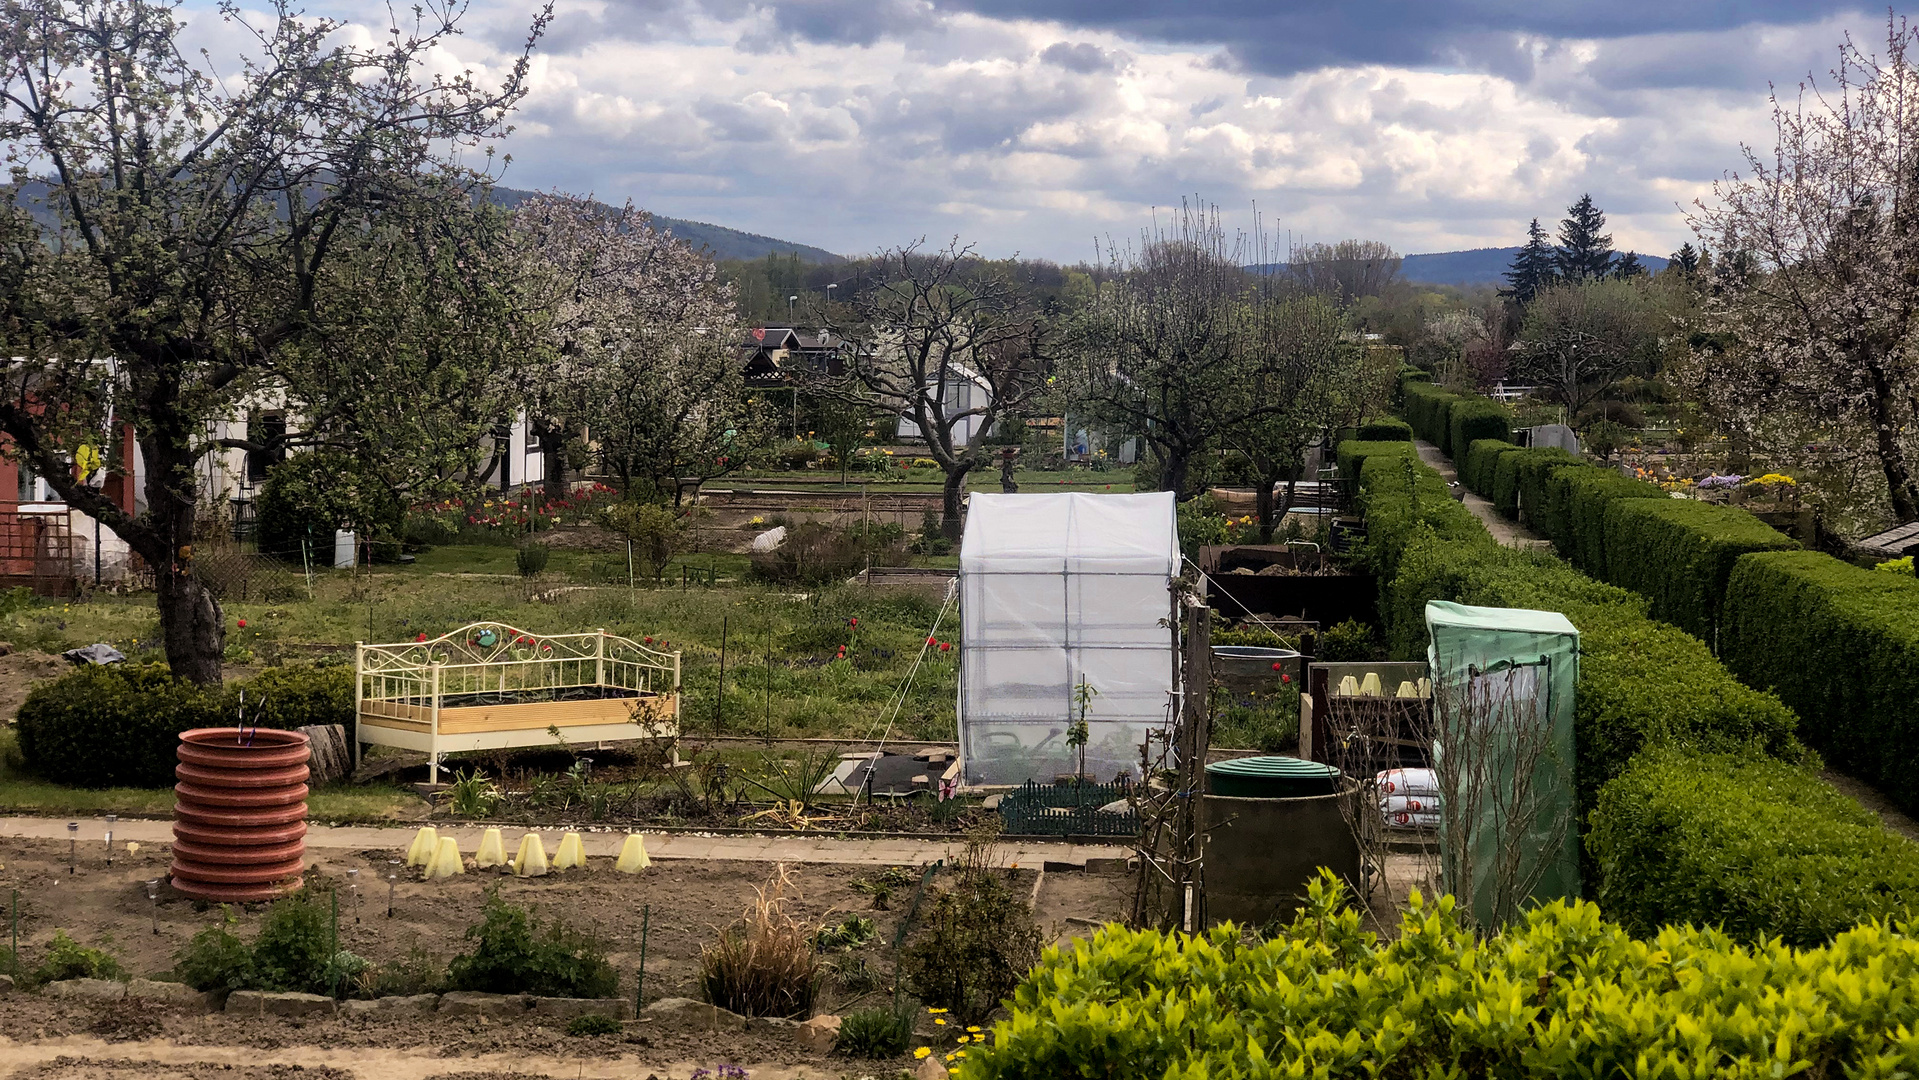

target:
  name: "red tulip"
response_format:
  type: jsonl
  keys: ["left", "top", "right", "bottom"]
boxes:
{"left": 928, "top": 636, "right": 937, "bottom": 645}
{"left": 644, "top": 636, "right": 654, "bottom": 644}
{"left": 939, "top": 642, "right": 952, "bottom": 652}
{"left": 1281, "top": 674, "right": 1292, "bottom": 683}
{"left": 1271, "top": 662, "right": 1282, "bottom": 671}
{"left": 236, "top": 619, "right": 247, "bottom": 628}
{"left": 849, "top": 618, "right": 859, "bottom": 627}
{"left": 416, "top": 632, "right": 428, "bottom": 642}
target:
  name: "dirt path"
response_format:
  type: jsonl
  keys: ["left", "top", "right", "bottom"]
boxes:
{"left": 0, "top": 1039, "right": 837, "bottom": 1080}
{"left": 1411, "top": 440, "right": 1547, "bottom": 549}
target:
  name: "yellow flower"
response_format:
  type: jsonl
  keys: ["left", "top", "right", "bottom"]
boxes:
{"left": 927, "top": 1008, "right": 947, "bottom": 1014}
{"left": 914, "top": 1048, "right": 932, "bottom": 1059}
{"left": 966, "top": 1026, "right": 981, "bottom": 1033}
{"left": 934, "top": 1017, "right": 947, "bottom": 1025}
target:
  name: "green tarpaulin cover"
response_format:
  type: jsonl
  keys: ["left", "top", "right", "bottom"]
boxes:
{"left": 1425, "top": 600, "right": 1580, "bottom": 927}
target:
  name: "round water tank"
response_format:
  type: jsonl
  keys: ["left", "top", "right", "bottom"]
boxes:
{"left": 1200, "top": 784, "right": 1361, "bottom": 927}
{"left": 1205, "top": 755, "right": 1341, "bottom": 799}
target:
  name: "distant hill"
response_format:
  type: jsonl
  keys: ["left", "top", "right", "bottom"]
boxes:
{"left": 6, "top": 180, "right": 845, "bottom": 265}
{"left": 487, "top": 186, "right": 843, "bottom": 264}
{"left": 1401, "top": 247, "right": 1669, "bottom": 287}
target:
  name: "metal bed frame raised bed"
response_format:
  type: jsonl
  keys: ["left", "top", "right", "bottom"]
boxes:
{"left": 355, "top": 622, "right": 680, "bottom": 782}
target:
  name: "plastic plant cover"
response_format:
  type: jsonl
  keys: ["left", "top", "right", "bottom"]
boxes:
{"left": 1424, "top": 600, "right": 1581, "bottom": 928}
{"left": 958, "top": 492, "right": 1179, "bottom": 786}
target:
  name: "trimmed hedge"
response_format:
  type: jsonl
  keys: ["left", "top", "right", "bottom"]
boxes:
{"left": 1400, "top": 381, "right": 1458, "bottom": 452}
{"left": 1348, "top": 442, "right": 1805, "bottom": 812}
{"left": 1335, "top": 439, "right": 1416, "bottom": 483}
{"left": 968, "top": 876, "right": 1919, "bottom": 1079}
{"left": 1354, "top": 418, "right": 1413, "bottom": 442}
{"left": 1447, "top": 398, "right": 1512, "bottom": 469}
{"left": 1599, "top": 499, "right": 1798, "bottom": 642}
{"left": 15, "top": 664, "right": 352, "bottom": 788}
{"left": 1541, "top": 466, "right": 1667, "bottom": 577}
{"left": 1723, "top": 550, "right": 1919, "bottom": 815}
{"left": 1461, "top": 438, "right": 1521, "bottom": 497}
{"left": 1490, "top": 447, "right": 1578, "bottom": 523}
{"left": 1590, "top": 749, "right": 1919, "bottom": 945}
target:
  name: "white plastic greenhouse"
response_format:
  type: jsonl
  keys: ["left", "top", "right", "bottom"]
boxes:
{"left": 958, "top": 492, "right": 1180, "bottom": 786}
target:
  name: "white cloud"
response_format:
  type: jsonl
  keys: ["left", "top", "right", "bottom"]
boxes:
{"left": 177, "top": 0, "right": 1849, "bottom": 261}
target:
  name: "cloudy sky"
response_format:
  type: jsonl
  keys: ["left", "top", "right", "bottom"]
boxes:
{"left": 197, "top": 0, "right": 1881, "bottom": 261}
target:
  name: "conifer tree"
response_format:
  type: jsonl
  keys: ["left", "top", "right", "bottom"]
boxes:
{"left": 1614, "top": 251, "right": 1646, "bottom": 279}
{"left": 1502, "top": 218, "right": 1557, "bottom": 303}
{"left": 1555, "top": 195, "right": 1616, "bottom": 280}
{"left": 1668, "top": 243, "right": 1702, "bottom": 274}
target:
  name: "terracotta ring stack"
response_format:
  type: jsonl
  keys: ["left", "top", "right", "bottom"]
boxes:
{"left": 170, "top": 728, "right": 310, "bottom": 902}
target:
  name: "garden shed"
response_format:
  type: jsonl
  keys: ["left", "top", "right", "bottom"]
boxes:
{"left": 958, "top": 492, "right": 1179, "bottom": 786}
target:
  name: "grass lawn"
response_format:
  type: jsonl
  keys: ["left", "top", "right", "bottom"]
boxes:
{"left": 0, "top": 728, "right": 416, "bottom": 820}
{"left": 3, "top": 546, "right": 965, "bottom": 747}
{"left": 714, "top": 467, "right": 1136, "bottom": 493}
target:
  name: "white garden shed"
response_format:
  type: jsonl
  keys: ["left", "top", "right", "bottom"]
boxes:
{"left": 958, "top": 491, "right": 1180, "bottom": 786}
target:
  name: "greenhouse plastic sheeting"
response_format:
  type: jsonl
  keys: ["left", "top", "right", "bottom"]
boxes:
{"left": 959, "top": 492, "right": 1179, "bottom": 786}
{"left": 1425, "top": 600, "right": 1580, "bottom": 928}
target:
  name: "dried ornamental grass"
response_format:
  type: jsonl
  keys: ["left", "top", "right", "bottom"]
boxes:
{"left": 699, "top": 863, "right": 822, "bottom": 1018}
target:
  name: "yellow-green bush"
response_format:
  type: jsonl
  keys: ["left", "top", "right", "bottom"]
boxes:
{"left": 962, "top": 874, "right": 1919, "bottom": 1079}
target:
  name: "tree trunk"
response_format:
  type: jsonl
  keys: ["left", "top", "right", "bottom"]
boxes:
{"left": 1255, "top": 478, "right": 1275, "bottom": 543}
{"left": 140, "top": 421, "right": 228, "bottom": 686}
{"left": 940, "top": 464, "right": 972, "bottom": 539}
{"left": 1868, "top": 367, "right": 1919, "bottom": 522}
{"left": 1160, "top": 445, "right": 1192, "bottom": 500}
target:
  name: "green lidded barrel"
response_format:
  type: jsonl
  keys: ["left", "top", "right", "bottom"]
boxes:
{"left": 1204, "top": 755, "right": 1342, "bottom": 799}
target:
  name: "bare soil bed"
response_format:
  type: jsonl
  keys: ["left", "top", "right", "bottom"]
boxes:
{"left": 0, "top": 836, "right": 1129, "bottom": 1079}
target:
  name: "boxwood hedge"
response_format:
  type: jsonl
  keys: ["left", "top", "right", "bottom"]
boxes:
{"left": 1400, "top": 381, "right": 1458, "bottom": 451}
{"left": 1723, "top": 550, "right": 1919, "bottom": 815}
{"left": 1353, "top": 418, "right": 1413, "bottom": 442}
{"left": 1599, "top": 499, "right": 1798, "bottom": 642}
{"left": 1461, "top": 438, "right": 1521, "bottom": 497}
{"left": 1590, "top": 748, "right": 1919, "bottom": 945}
{"left": 1446, "top": 398, "right": 1512, "bottom": 468}
{"left": 15, "top": 664, "right": 352, "bottom": 788}
{"left": 1539, "top": 467, "right": 1667, "bottom": 577}
{"left": 1490, "top": 446, "right": 1578, "bottom": 523}
{"left": 1345, "top": 441, "right": 1805, "bottom": 811}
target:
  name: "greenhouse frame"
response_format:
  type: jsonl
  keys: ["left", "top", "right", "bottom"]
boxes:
{"left": 957, "top": 492, "right": 1181, "bottom": 787}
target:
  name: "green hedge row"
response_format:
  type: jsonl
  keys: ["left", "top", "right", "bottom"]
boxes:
{"left": 1590, "top": 748, "right": 1919, "bottom": 945}
{"left": 1350, "top": 446, "right": 1807, "bottom": 812}
{"left": 1461, "top": 439, "right": 1521, "bottom": 497}
{"left": 1723, "top": 550, "right": 1919, "bottom": 815}
{"left": 1354, "top": 418, "right": 1413, "bottom": 442}
{"left": 1490, "top": 447, "right": 1578, "bottom": 523}
{"left": 1540, "top": 467, "right": 1667, "bottom": 577}
{"left": 967, "top": 876, "right": 1919, "bottom": 1079}
{"left": 1400, "top": 381, "right": 1458, "bottom": 451}
{"left": 1447, "top": 399, "right": 1513, "bottom": 467}
{"left": 15, "top": 664, "right": 353, "bottom": 788}
{"left": 1600, "top": 500, "right": 1798, "bottom": 642}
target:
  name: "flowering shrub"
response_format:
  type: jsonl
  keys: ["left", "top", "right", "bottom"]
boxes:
{"left": 414, "top": 483, "right": 618, "bottom": 534}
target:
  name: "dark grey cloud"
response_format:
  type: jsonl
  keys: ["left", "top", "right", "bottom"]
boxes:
{"left": 1039, "top": 41, "right": 1128, "bottom": 73}
{"left": 850, "top": 0, "right": 1864, "bottom": 87}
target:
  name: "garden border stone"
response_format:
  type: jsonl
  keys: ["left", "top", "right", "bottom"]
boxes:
{"left": 438, "top": 991, "right": 530, "bottom": 1018}
{"left": 127, "top": 978, "right": 214, "bottom": 1011}
{"left": 341, "top": 994, "right": 441, "bottom": 1017}
{"left": 225, "top": 990, "right": 337, "bottom": 1017}
{"left": 43, "top": 978, "right": 127, "bottom": 1001}
{"left": 529, "top": 996, "right": 632, "bottom": 1020}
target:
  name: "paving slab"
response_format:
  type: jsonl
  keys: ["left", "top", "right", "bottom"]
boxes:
{"left": 0, "top": 817, "right": 1129, "bottom": 870}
